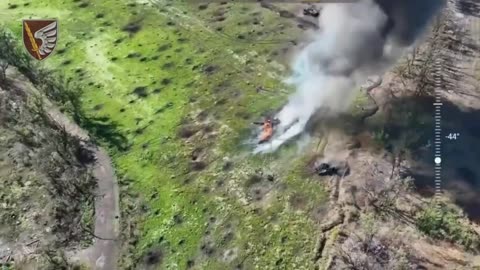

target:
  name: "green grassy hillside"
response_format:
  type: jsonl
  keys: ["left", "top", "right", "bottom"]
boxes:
{"left": 1, "top": 1, "right": 333, "bottom": 269}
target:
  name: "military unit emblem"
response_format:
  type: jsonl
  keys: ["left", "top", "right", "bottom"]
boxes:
{"left": 22, "top": 19, "right": 58, "bottom": 61}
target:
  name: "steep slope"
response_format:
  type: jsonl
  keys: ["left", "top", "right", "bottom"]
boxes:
{"left": 1, "top": 0, "right": 479, "bottom": 269}
{"left": 0, "top": 68, "right": 96, "bottom": 269}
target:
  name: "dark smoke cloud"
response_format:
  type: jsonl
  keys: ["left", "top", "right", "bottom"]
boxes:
{"left": 254, "top": 0, "right": 446, "bottom": 153}
{"left": 375, "top": 0, "right": 446, "bottom": 45}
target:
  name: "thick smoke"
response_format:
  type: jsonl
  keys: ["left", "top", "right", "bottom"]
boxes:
{"left": 254, "top": 0, "right": 445, "bottom": 154}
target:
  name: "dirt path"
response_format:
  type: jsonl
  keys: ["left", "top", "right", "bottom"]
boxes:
{"left": 7, "top": 68, "right": 120, "bottom": 270}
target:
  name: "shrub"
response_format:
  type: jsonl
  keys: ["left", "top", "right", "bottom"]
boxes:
{"left": 416, "top": 202, "right": 480, "bottom": 250}
{"left": 0, "top": 29, "right": 38, "bottom": 82}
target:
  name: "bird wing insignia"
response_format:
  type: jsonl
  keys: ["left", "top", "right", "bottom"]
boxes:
{"left": 33, "top": 21, "right": 57, "bottom": 56}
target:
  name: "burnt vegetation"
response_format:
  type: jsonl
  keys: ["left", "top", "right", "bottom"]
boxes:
{"left": 0, "top": 27, "right": 136, "bottom": 269}
{"left": 0, "top": 30, "right": 99, "bottom": 268}
{"left": 121, "top": 19, "right": 143, "bottom": 35}
{"left": 132, "top": 86, "right": 149, "bottom": 98}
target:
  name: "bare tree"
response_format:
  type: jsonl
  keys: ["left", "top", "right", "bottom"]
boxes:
{"left": 333, "top": 214, "right": 411, "bottom": 270}
{"left": 360, "top": 167, "right": 416, "bottom": 225}
{"left": 0, "top": 58, "right": 8, "bottom": 84}
{"left": 0, "top": 29, "right": 19, "bottom": 85}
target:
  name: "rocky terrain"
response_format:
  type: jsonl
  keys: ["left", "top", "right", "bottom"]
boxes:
{"left": 309, "top": 1, "right": 480, "bottom": 268}
{"left": 0, "top": 67, "right": 96, "bottom": 269}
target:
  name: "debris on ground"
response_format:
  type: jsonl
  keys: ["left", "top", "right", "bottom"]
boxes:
{"left": 314, "top": 159, "right": 350, "bottom": 177}
{"left": 303, "top": 6, "right": 320, "bottom": 18}
{"left": 253, "top": 118, "right": 280, "bottom": 144}
{"left": 315, "top": 163, "right": 338, "bottom": 176}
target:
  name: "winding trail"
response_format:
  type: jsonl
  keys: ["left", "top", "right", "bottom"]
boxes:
{"left": 7, "top": 68, "right": 120, "bottom": 270}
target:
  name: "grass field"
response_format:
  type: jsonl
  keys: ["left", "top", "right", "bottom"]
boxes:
{"left": 1, "top": 1, "right": 333, "bottom": 268}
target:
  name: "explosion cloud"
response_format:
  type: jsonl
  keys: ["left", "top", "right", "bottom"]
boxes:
{"left": 254, "top": 0, "right": 445, "bottom": 154}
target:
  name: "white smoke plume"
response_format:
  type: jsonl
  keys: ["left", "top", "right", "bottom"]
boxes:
{"left": 254, "top": 0, "right": 445, "bottom": 154}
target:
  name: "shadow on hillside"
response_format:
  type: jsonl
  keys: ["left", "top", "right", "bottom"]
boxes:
{"left": 456, "top": 0, "right": 480, "bottom": 18}
{"left": 309, "top": 95, "right": 480, "bottom": 221}
{"left": 80, "top": 116, "right": 129, "bottom": 151}
{"left": 400, "top": 97, "right": 480, "bottom": 221}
